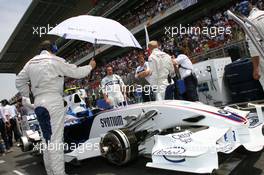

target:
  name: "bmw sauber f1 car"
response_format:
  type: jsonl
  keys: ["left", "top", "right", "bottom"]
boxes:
{"left": 20, "top": 92, "right": 264, "bottom": 174}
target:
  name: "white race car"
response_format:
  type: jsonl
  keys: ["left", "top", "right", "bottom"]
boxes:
{"left": 20, "top": 93, "right": 264, "bottom": 174}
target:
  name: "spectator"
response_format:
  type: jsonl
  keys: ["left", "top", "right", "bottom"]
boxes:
{"left": 1, "top": 99, "right": 21, "bottom": 147}
{"left": 0, "top": 101, "right": 11, "bottom": 154}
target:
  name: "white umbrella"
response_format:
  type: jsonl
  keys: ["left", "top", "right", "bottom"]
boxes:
{"left": 48, "top": 15, "right": 142, "bottom": 49}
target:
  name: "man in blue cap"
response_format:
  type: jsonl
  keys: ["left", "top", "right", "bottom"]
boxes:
{"left": 16, "top": 40, "right": 96, "bottom": 175}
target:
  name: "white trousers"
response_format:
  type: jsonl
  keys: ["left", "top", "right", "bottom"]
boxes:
{"left": 35, "top": 93, "right": 66, "bottom": 175}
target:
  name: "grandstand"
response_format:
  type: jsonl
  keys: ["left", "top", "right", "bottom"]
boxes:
{"left": 0, "top": 0, "right": 121, "bottom": 73}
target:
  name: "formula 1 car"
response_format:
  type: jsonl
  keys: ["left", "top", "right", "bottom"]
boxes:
{"left": 20, "top": 92, "right": 264, "bottom": 174}
{"left": 20, "top": 90, "right": 92, "bottom": 151}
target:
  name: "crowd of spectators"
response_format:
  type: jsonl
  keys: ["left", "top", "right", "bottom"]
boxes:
{"left": 64, "top": 49, "right": 140, "bottom": 95}
{"left": 63, "top": 0, "right": 264, "bottom": 102}
{"left": 65, "top": 0, "right": 262, "bottom": 65}
{"left": 161, "top": 9, "right": 246, "bottom": 57}
{"left": 119, "top": 0, "right": 178, "bottom": 29}
{"left": 65, "top": 43, "right": 94, "bottom": 63}
{"left": 65, "top": 0, "right": 180, "bottom": 63}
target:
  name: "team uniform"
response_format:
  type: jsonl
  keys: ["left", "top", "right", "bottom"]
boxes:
{"left": 247, "top": 7, "right": 264, "bottom": 90}
{"left": 21, "top": 97, "right": 35, "bottom": 115}
{"left": 148, "top": 48, "right": 175, "bottom": 101}
{"left": 101, "top": 74, "right": 126, "bottom": 108}
{"left": 16, "top": 50, "right": 92, "bottom": 175}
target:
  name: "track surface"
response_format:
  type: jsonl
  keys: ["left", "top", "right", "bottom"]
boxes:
{"left": 0, "top": 147, "right": 264, "bottom": 175}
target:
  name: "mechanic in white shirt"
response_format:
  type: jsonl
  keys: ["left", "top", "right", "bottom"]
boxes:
{"left": 101, "top": 66, "right": 126, "bottom": 108}
{"left": 242, "top": 1, "right": 264, "bottom": 90}
{"left": 146, "top": 41, "right": 175, "bottom": 101}
{"left": 21, "top": 97, "right": 35, "bottom": 115}
{"left": 172, "top": 53, "right": 199, "bottom": 101}
{"left": 16, "top": 97, "right": 35, "bottom": 119}
{"left": 0, "top": 102, "right": 10, "bottom": 152}
{"left": 4, "top": 103, "right": 18, "bottom": 119}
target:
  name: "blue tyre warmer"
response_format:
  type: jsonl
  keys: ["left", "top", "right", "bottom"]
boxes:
{"left": 35, "top": 107, "right": 52, "bottom": 144}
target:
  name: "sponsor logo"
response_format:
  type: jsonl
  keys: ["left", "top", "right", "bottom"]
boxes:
{"left": 224, "top": 130, "right": 236, "bottom": 142}
{"left": 217, "top": 109, "right": 245, "bottom": 123}
{"left": 218, "top": 109, "right": 229, "bottom": 115}
{"left": 179, "top": 102, "right": 192, "bottom": 105}
{"left": 217, "top": 143, "right": 234, "bottom": 153}
{"left": 153, "top": 146, "right": 186, "bottom": 156}
{"left": 247, "top": 115, "right": 260, "bottom": 128}
{"left": 172, "top": 131, "right": 192, "bottom": 144}
{"left": 153, "top": 146, "right": 186, "bottom": 163}
{"left": 163, "top": 156, "right": 186, "bottom": 163}
{"left": 100, "top": 116, "right": 124, "bottom": 128}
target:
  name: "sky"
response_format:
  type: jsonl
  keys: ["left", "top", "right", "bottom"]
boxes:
{"left": 0, "top": 0, "right": 32, "bottom": 100}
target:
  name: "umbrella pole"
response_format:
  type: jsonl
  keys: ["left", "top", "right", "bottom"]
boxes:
{"left": 88, "top": 39, "right": 97, "bottom": 91}
{"left": 93, "top": 39, "right": 97, "bottom": 57}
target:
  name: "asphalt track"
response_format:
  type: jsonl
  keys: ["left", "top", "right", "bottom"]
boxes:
{"left": 1, "top": 147, "right": 264, "bottom": 175}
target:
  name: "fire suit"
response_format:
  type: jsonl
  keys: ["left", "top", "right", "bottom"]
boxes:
{"left": 101, "top": 74, "right": 125, "bottom": 108}
{"left": 16, "top": 50, "right": 93, "bottom": 175}
{"left": 247, "top": 7, "right": 264, "bottom": 90}
{"left": 21, "top": 97, "right": 35, "bottom": 115}
{"left": 147, "top": 48, "right": 175, "bottom": 101}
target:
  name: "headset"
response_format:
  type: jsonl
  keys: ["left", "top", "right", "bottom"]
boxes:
{"left": 236, "top": 0, "right": 259, "bottom": 16}
{"left": 51, "top": 43, "right": 58, "bottom": 53}
{"left": 237, "top": 1, "right": 250, "bottom": 16}
{"left": 39, "top": 40, "right": 58, "bottom": 54}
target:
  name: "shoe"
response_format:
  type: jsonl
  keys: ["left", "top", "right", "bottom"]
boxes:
{"left": 6, "top": 149, "right": 13, "bottom": 153}
{"left": 0, "top": 153, "right": 6, "bottom": 156}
